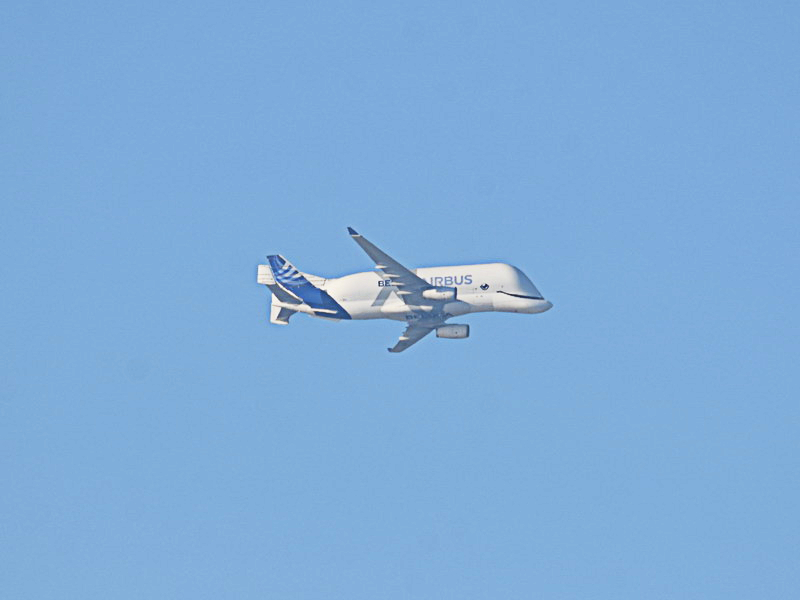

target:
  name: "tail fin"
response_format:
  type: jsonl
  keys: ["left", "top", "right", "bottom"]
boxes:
{"left": 257, "top": 255, "right": 351, "bottom": 321}
{"left": 257, "top": 262, "right": 303, "bottom": 305}
{"left": 267, "top": 255, "right": 311, "bottom": 288}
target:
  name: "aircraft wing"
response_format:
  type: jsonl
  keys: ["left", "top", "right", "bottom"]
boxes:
{"left": 387, "top": 323, "right": 436, "bottom": 353}
{"left": 347, "top": 227, "right": 430, "bottom": 297}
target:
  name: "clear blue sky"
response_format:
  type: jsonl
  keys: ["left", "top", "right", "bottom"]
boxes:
{"left": 2, "top": 2, "right": 798, "bottom": 598}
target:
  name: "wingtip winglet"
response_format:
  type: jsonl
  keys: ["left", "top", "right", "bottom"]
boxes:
{"left": 347, "top": 227, "right": 358, "bottom": 236}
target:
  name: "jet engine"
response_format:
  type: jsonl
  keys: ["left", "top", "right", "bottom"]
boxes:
{"left": 436, "top": 324, "right": 469, "bottom": 339}
{"left": 422, "top": 287, "right": 457, "bottom": 301}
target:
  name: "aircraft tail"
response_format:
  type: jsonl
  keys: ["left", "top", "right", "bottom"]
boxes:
{"left": 266, "top": 255, "right": 323, "bottom": 288}
{"left": 257, "top": 255, "right": 351, "bottom": 321}
{"left": 270, "top": 294, "right": 297, "bottom": 325}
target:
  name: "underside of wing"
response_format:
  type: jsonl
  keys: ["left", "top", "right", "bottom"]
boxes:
{"left": 388, "top": 323, "right": 436, "bottom": 353}
{"left": 347, "top": 227, "right": 429, "bottom": 299}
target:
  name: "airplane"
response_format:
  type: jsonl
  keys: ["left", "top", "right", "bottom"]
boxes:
{"left": 256, "top": 227, "right": 553, "bottom": 352}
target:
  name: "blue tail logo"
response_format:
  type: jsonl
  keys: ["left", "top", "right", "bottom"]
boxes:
{"left": 270, "top": 257, "right": 306, "bottom": 287}
{"left": 267, "top": 255, "right": 351, "bottom": 320}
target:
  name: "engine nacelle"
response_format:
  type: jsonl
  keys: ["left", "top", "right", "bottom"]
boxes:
{"left": 436, "top": 324, "right": 469, "bottom": 339}
{"left": 422, "top": 287, "right": 457, "bottom": 301}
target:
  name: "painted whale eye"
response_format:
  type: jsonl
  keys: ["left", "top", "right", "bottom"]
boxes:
{"left": 480, "top": 283, "right": 489, "bottom": 290}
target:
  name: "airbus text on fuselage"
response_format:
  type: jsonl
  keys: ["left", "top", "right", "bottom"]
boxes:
{"left": 256, "top": 228, "right": 552, "bottom": 352}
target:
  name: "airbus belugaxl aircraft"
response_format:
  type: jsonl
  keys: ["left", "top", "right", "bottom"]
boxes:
{"left": 256, "top": 228, "right": 552, "bottom": 352}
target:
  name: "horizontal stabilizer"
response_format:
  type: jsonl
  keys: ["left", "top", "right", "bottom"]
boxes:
{"left": 257, "top": 264, "right": 275, "bottom": 285}
{"left": 270, "top": 303, "right": 296, "bottom": 325}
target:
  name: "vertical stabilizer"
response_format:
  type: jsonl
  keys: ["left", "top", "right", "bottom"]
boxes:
{"left": 257, "top": 263, "right": 303, "bottom": 305}
{"left": 265, "top": 255, "right": 351, "bottom": 320}
{"left": 257, "top": 256, "right": 351, "bottom": 321}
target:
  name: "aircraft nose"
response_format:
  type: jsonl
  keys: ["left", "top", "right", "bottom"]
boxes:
{"left": 524, "top": 298, "right": 553, "bottom": 313}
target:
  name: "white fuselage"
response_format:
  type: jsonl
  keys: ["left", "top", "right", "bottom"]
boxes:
{"left": 274, "top": 263, "right": 552, "bottom": 322}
